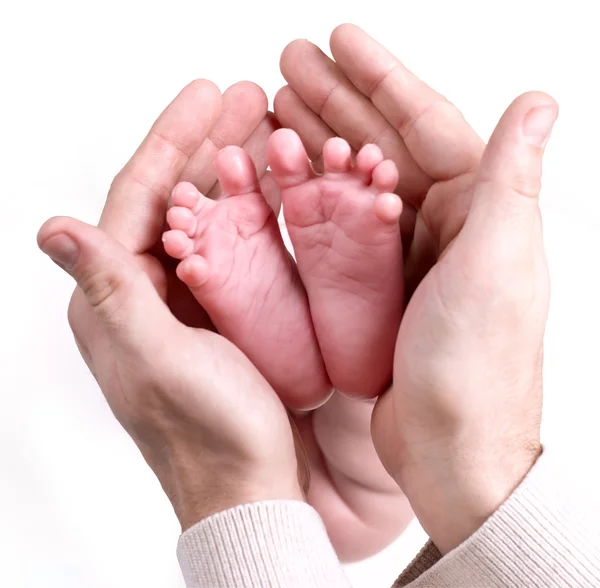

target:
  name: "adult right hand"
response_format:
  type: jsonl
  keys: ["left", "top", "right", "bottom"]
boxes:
{"left": 373, "top": 92, "right": 556, "bottom": 555}
{"left": 276, "top": 24, "right": 485, "bottom": 294}
{"left": 278, "top": 24, "right": 556, "bottom": 555}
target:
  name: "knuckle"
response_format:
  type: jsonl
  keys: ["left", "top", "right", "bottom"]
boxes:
{"left": 67, "top": 287, "right": 91, "bottom": 340}
{"left": 509, "top": 174, "right": 541, "bottom": 200}
{"left": 79, "top": 269, "right": 128, "bottom": 316}
{"left": 479, "top": 162, "right": 542, "bottom": 201}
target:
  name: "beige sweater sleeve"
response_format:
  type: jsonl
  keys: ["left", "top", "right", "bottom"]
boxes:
{"left": 394, "top": 450, "right": 600, "bottom": 587}
{"left": 177, "top": 450, "right": 600, "bottom": 587}
{"left": 177, "top": 501, "right": 352, "bottom": 587}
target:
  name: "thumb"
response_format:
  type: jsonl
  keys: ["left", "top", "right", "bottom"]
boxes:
{"left": 37, "top": 216, "right": 174, "bottom": 343}
{"left": 468, "top": 92, "right": 558, "bottom": 235}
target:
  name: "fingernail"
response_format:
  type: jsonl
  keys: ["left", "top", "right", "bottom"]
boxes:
{"left": 523, "top": 104, "right": 558, "bottom": 147}
{"left": 40, "top": 234, "right": 80, "bottom": 270}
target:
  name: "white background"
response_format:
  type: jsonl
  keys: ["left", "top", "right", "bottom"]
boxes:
{"left": 1, "top": 1, "right": 599, "bottom": 586}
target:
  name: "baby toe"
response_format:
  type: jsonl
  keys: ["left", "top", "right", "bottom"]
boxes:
{"left": 162, "top": 229, "right": 194, "bottom": 259}
{"left": 171, "top": 182, "right": 201, "bottom": 209}
{"left": 322, "top": 137, "right": 352, "bottom": 173}
{"left": 373, "top": 192, "right": 403, "bottom": 224}
{"left": 372, "top": 160, "right": 399, "bottom": 193}
{"left": 166, "top": 206, "right": 198, "bottom": 236}
{"left": 176, "top": 255, "right": 210, "bottom": 289}
{"left": 355, "top": 144, "right": 384, "bottom": 178}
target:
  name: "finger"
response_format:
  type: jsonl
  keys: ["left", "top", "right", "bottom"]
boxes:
{"left": 466, "top": 93, "right": 558, "bottom": 238}
{"left": 207, "top": 111, "right": 278, "bottom": 200}
{"left": 280, "top": 39, "right": 430, "bottom": 200}
{"left": 404, "top": 212, "right": 438, "bottom": 299}
{"left": 329, "top": 24, "right": 484, "bottom": 182}
{"left": 99, "top": 79, "right": 222, "bottom": 253}
{"left": 38, "top": 217, "right": 175, "bottom": 345}
{"left": 419, "top": 171, "right": 477, "bottom": 254}
{"left": 244, "top": 112, "right": 280, "bottom": 180}
{"left": 274, "top": 86, "right": 337, "bottom": 172}
{"left": 399, "top": 203, "right": 418, "bottom": 258}
{"left": 275, "top": 74, "right": 418, "bottom": 247}
{"left": 182, "top": 81, "right": 268, "bottom": 195}
{"left": 259, "top": 171, "right": 281, "bottom": 215}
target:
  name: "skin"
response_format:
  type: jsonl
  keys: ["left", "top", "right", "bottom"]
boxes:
{"left": 38, "top": 23, "right": 557, "bottom": 564}
{"left": 37, "top": 77, "right": 409, "bottom": 559}
{"left": 161, "top": 133, "right": 404, "bottom": 405}
{"left": 278, "top": 24, "right": 556, "bottom": 554}
{"left": 38, "top": 218, "right": 305, "bottom": 529}
{"left": 38, "top": 80, "right": 305, "bottom": 529}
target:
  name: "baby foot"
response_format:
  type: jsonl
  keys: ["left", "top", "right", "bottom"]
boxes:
{"left": 269, "top": 129, "right": 404, "bottom": 398}
{"left": 162, "top": 146, "right": 331, "bottom": 410}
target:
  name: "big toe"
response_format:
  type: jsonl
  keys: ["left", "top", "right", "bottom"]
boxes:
{"left": 268, "top": 128, "right": 315, "bottom": 189}
{"left": 217, "top": 146, "right": 261, "bottom": 196}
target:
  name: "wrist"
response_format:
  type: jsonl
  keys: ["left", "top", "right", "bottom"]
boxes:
{"left": 399, "top": 441, "right": 541, "bottom": 554}
{"left": 173, "top": 468, "right": 305, "bottom": 532}
{"left": 175, "top": 476, "right": 305, "bottom": 532}
{"left": 138, "top": 439, "right": 305, "bottom": 531}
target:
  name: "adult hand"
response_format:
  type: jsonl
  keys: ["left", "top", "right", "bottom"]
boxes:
{"left": 38, "top": 218, "right": 303, "bottom": 529}
{"left": 275, "top": 22, "right": 485, "bottom": 551}
{"left": 73, "top": 79, "right": 279, "bottom": 335}
{"left": 374, "top": 92, "right": 555, "bottom": 554}
{"left": 39, "top": 76, "right": 404, "bottom": 559}
{"left": 276, "top": 24, "right": 484, "bottom": 293}
{"left": 277, "top": 25, "right": 556, "bottom": 553}
{"left": 277, "top": 26, "right": 452, "bottom": 560}
{"left": 38, "top": 80, "right": 303, "bottom": 531}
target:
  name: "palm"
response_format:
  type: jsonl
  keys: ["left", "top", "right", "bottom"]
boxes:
{"left": 88, "top": 81, "right": 276, "bottom": 330}
{"left": 274, "top": 22, "right": 487, "bottom": 514}
{"left": 371, "top": 238, "right": 464, "bottom": 476}
{"left": 152, "top": 249, "right": 214, "bottom": 328}
{"left": 374, "top": 193, "right": 548, "bottom": 498}
{"left": 276, "top": 25, "right": 483, "bottom": 296}
{"left": 68, "top": 78, "right": 313, "bottom": 497}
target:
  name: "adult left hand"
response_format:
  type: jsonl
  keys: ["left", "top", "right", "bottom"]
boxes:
{"left": 38, "top": 79, "right": 304, "bottom": 531}
{"left": 71, "top": 79, "right": 278, "bottom": 339}
{"left": 38, "top": 216, "right": 304, "bottom": 529}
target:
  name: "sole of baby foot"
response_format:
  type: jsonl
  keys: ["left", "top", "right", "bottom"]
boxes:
{"left": 162, "top": 146, "right": 332, "bottom": 410}
{"left": 269, "top": 129, "right": 404, "bottom": 399}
